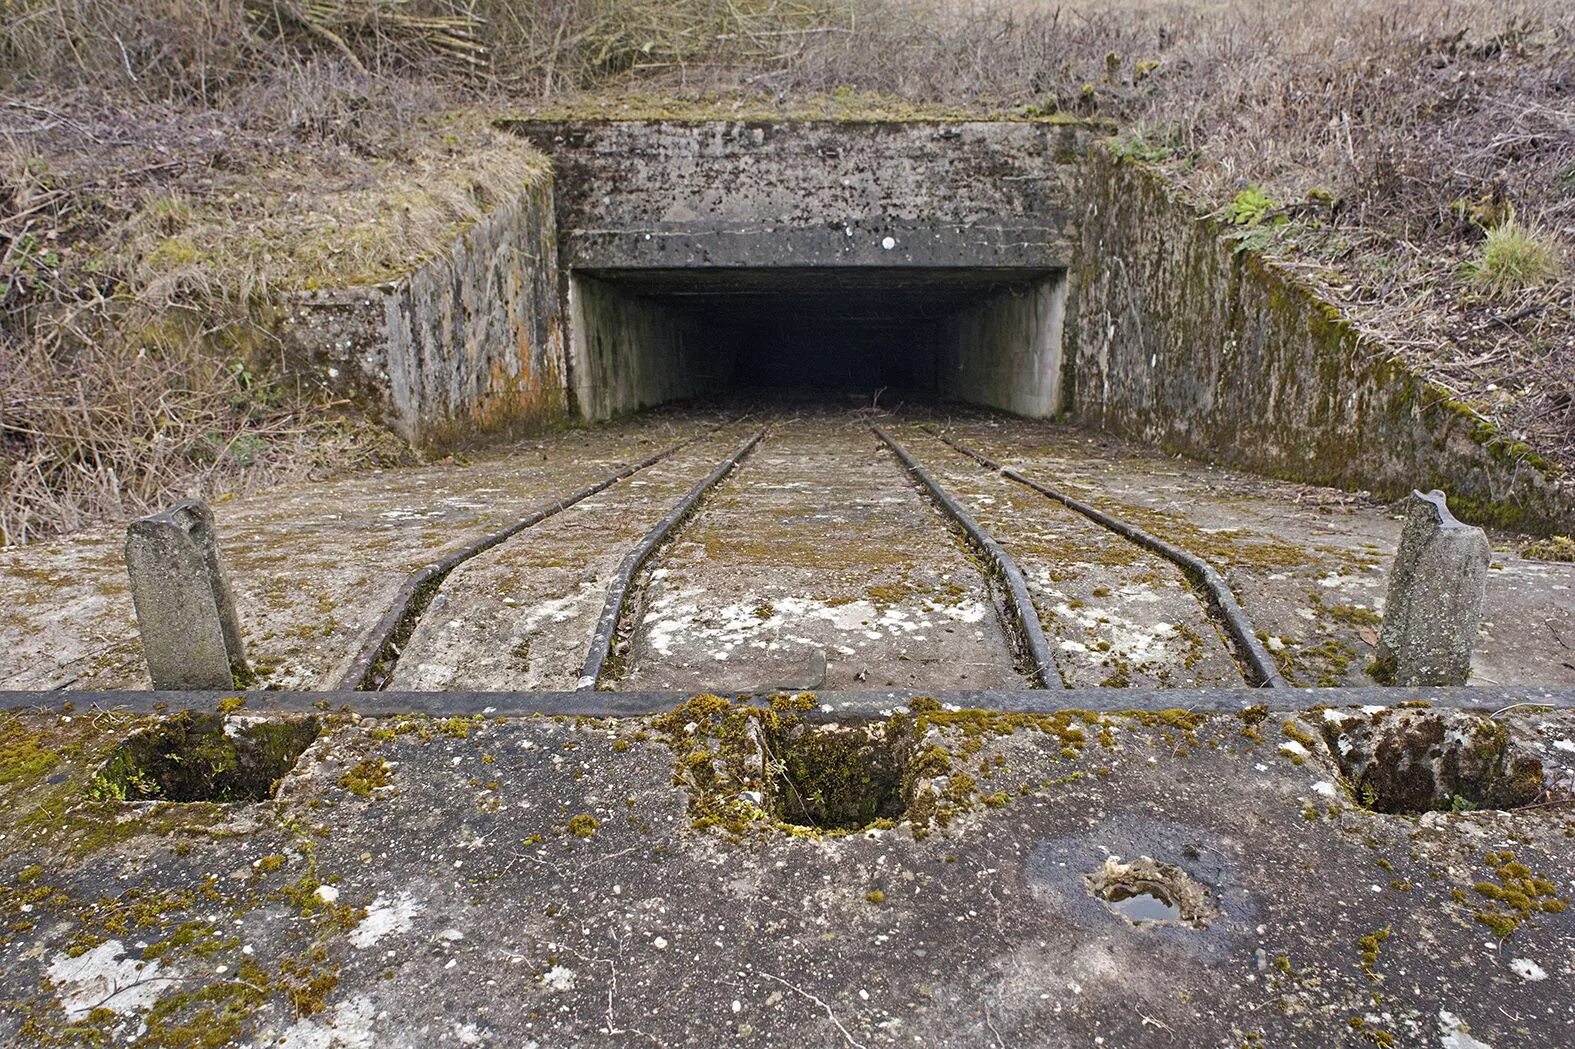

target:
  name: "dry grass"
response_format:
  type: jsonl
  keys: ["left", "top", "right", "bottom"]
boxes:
{"left": 2, "top": 0, "right": 1573, "bottom": 543}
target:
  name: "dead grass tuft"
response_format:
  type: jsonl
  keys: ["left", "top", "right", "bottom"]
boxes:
{"left": 2, "top": 0, "right": 1574, "bottom": 542}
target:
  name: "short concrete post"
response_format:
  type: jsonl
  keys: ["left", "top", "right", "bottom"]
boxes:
{"left": 1373, "top": 490, "right": 1491, "bottom": 686}
{"left": 125, "top": 499, "right": 250, "bottom": 690}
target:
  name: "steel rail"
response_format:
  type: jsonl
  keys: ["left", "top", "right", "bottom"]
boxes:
{"left": 11, "top": 685, "right": 1567, "bottom": 718}
{"left": 928, "top": 429, "right": 1287, "bottom": 688}
{"left": 577, "top": 426, "right": 768, "bottom": 691}
{"left": 871, "top": 425, "right": 1060, "bottom": 689}
{"left": 338, "top": 425, "right": 722, "bottom": 692}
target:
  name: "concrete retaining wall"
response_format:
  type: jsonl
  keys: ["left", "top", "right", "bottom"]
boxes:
{"left": 277, "top": 180, "right": 567, "bottom": 447}
{"left": 1069, "top": 147, "right": 1573, "bottom": 534}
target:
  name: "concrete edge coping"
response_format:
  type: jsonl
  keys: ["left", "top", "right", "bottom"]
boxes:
{"left": 4, "top": 686, "right": 1572, "bottom": 720}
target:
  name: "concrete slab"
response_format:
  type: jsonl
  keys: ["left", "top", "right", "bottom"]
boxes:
{"left": 929, "top": 415, "right": 1575, "bottom": 689}
{"left": 0, "top": 413, "right": 725, "bottom": 691}
{"left": 617, "top": 414, "right": 1022, "bottom": 692}
{"left": 2, "top": 698, "right": 1572, "bottom": 1047}
{"left": 388, "top": 425, "right": 758, "bottom": 691}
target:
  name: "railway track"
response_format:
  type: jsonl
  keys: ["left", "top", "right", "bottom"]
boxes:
{"left": 340, "top": 408, "right": 1280, "bottom": 695}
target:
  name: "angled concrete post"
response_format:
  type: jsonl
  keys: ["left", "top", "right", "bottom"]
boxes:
{"left": 1374, "top": 490, "right": 1491, "bottom": 686}
{"left": 125, "top": 499, "right": 250, "bottom": 690}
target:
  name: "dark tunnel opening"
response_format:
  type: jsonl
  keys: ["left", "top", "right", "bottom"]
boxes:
{"left": 567, "top": 267, "right": 1067, "bottom": 417}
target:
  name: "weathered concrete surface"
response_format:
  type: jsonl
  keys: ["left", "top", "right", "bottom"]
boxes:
{"left": 387, "top": 425, "right": 758, "bottom": 691}
{"left": 507, "top": 119, "right": 1091, "bottom": 270}
{"left": 1070, "top": 146, "right": 1575, "bottom": 535}
{"left": 277, "top": 177, "right": 566, "bottom": 447}
{"left": 124, "top": 500, "right": 250, "bottom": 690}
{"left": 567, "top": 272, "right": 724, "bottom": 419}
{"left": 938, "top": 274, "right": 1069, "bottom": 418}
{"left": 927, "top": 413, "right": 1575, "bottom": 690}
{"left": 2, "top": 701, "right": 1572, "bottom": 1047}
{"left": 1376, "top": 492, "right": 1493, "bottom": 687}
{"left": 615, "top": 414, "right": 1022, "bottom": 692}
{"left": 891, "top": 425, "right": 1244, "bottom": 688}
{"left": 0, "top": 414, "right": 723, "bottom": 692}
{"left": 5, "top": 408, "right": 1571, "bottom": 695}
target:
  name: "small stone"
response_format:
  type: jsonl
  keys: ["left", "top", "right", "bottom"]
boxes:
{"left": 314, "top": 885, "right": 340, "bottom": 904}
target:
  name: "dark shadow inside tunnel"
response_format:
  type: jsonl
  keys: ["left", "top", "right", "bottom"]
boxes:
{"left": 567, "top": 267, "right": 1066, "bottom": 417}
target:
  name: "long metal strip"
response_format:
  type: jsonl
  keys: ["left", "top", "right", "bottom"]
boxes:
{"left": 929, "top": 429, "right": 1288, "bottom": 689}
{"left": 577, "top": 426, "right": 768, "bottom": 691}
{"left": 871, "top": 425, "right": 1061, "bottom": 689}
{"left": 10, "top": 685, "right": 1565, "bottom": 718}
{"left": 339, "top": 425, "right": 721, "bottom": 692}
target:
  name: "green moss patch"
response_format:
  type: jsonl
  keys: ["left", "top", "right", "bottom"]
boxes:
{"left": 90, "top": 713, "right": 319, "bottom": 804}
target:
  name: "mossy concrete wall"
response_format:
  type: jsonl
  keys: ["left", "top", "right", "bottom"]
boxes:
{"left": 276, "top": 181, "right": 567, "bottom": 447}
{"left": 1070, "top": 147, "right": 1573, "bottom": 534}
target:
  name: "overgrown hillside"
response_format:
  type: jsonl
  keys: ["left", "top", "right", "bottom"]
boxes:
{"left": 2, "top": 0, "right": 1570, "bottom": 545}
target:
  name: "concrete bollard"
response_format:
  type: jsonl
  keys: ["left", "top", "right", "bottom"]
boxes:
{"left": 1373, "top": 490, "right": 1491, "bottom": 686}
{"left": 125, "top": 499, "right": 251, "bottom": 690}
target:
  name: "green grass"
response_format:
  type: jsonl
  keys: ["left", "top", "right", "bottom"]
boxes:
{"left": 1468, "top": 221, "right": 1563, "bottom": 297}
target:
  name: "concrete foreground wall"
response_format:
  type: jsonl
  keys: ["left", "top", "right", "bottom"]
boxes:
{"left": 1069, "top": 147, "right": 1573, "bottom": 534}
{"left": 276, "top": 180, "right": 567, "bottom": 447}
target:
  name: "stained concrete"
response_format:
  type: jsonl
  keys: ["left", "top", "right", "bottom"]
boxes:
{"left": 387, "top": 425, "right": 758, "bottom": 691}
{"left": 506, "top": 120, "right": 1089, "bottom": 270}
{"left": 2, "top": 702, "right": 1572, "bottom": 1047}
{"left": 613, "top": 414, "right": 1022, "bottom": 693}
{"left": 890, "top": 425, "right": 1244, "bottom": 689}
{"left": 1071, "top": 146, "right": 1574, "bottom": 534}
{"left": 276, "top": 177, "right": 565, "bottom": 447}
{"left": 928, "top": 412, "right": 1575, "bottom": 690}
{"left": 0, "top": 413, "right": 724, "bottom": 692}
{"left": 3, "top": 407, "right": 1571, "bottom": 696}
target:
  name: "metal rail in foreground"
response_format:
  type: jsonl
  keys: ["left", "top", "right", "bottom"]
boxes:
{"left": 872, "top": 425, "right": 1061, "bottom": 689}
{"left": 577, "top": 427, "right": 769, "bottom": 691}
{"left": 338, "top": 425, "right": 723, "bottom": 692}
{"left": 928, "top": 429, "right": 1287, "bottom": 689}
{"left": 4, "top": 686, "right": 1571, "bottom": 719}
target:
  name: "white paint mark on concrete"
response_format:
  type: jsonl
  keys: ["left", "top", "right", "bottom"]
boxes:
{"left": 1438, "top": 1009, "right": 1494, "bottom": 1049}
{"left": 542, "top": 965, "right": 577, "bottom": 991}
{"left": 1509, "top": 958, "right": 1547, "bottom": 981}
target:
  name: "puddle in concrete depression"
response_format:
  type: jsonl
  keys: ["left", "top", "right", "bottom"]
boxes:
{"left": 1087, "top": 855, "right": 1214, "bottom": 928}
{"left": 766, "top": 720, "right": 911, "bottom": 831}
{"left": 1103, "top": 886, "right": 1183, "bottom": 923}
{"left": 92, "top": 712, "right": 320, "bottom": 803}
{"left": 1317, "top": 709, "right": 1546, "bottom": 814}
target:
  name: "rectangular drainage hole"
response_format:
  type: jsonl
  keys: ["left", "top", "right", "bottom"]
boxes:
{"left": 91, "top": 712, "right": 320, "bottom": 803}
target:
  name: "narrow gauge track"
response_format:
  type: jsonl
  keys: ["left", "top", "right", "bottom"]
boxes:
{"left": 584, "top": 414, "right": 1060, "bottom": 693}
{"left": 341, "top": 423, "right": 726, "bottom": 691}
{"left": 925, "top": 426, "right": 1285, "bottom": 689}
{"left": 349, "top": 408, "right": 1286, "bottom": 696}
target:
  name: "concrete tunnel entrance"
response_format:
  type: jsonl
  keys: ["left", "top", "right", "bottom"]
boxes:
{"left": 567, "top": 266, "right": 1068, "bottom": 418}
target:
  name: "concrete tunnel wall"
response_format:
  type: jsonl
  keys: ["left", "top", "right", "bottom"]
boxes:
{"left": 513, "top": 119, "right": 1090, "bottom": 420}
{"left": 565, "top": 266, "right": 1068, "bottom": 419}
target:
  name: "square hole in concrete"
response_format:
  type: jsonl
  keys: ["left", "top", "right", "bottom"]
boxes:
{"left": 1320, "top": 710, "right": 1545, "bottom": 814}
{"left": 766, "top": 721, "right": 912, "bottom": 831}
{"left": 93, "top": 712, "right": 319, "bottom": 803}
